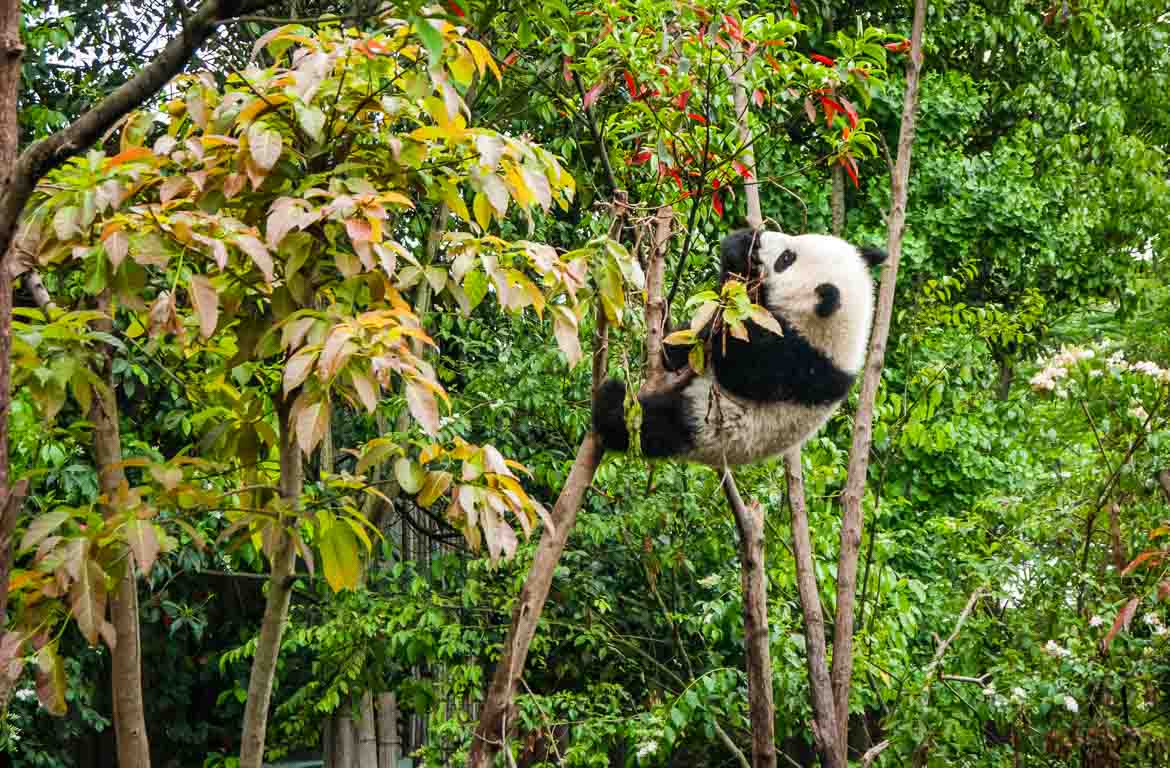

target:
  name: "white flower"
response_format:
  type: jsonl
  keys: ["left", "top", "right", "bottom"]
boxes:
{"left": 1011, "top": 686, "right": 1027, "bottom": 701}
{"left": 14, "top": 687, "right": 35, "bottom": 702}
{"left": 1131, "top": 361, "right": 1164, "bottom": 378}
{"left": 1090, "top": 615, "right": 1104, "bottom": 627}
{"left": 1063, "top": 695, "right": 1079, "bottom": 713}
{"left": 636, "top": 741, "right": 659, "bottom": 760}
{"left": 1089, "top": 369, "right": 1104, "bottom": 378}
{"left": 698, "top": 574, "right": 720, "bottom": 588}
{"left": 982, "top": 685, "right": 997, "bottom": 697}
{"left": 1045, "top": 640, "right": 1071, "bottom": 658}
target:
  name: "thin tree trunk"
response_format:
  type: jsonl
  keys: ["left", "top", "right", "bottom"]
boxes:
{"left": 357, "top": 692, "right": 378, "bottom": 768}
{"left": 1158, "top": 469, "right": 1170, "bottom": 505}
{"left": 723, "top": 471, "right": 776, "bottom": 768}
{"left": 1108, "top": 502, "right": 1126, "bottom": 573}
{"left": 468, "top": 197, "right": 628, "bottom": 768}
{"left": 376, "top": 693, "right": 400, "bottom": 768}
{"left": 643, "top": 205, "right": 674, "bottom": 390}
{"left": 90, "top": 291, "right": 151, "bottom": 768}
{"left": 334, "top": 706, "right": 356, "bottom": 768}
{"left": 830, "top": 0, "right": 927, "bottom": 751}
{"left": 238, "top": 395, "right": 302, "bottom": 768}
{"left": 0, "top": 0, "right": 27, "bottom": 714}
{"left": 831, "top": 167, "right": 845, "bottom": 236}
{"left": 728, "top": 47, "right": 775, "bottom": 768}
{"left": 468, "top": 434, "right": 604, "bottom": 766}
{"left": 784, "top": 448, "right": 843, "bottom": 767}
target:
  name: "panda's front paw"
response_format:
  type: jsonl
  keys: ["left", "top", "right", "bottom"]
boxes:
{"left": 814, "top": 283, "right": 841, "bottom": 318}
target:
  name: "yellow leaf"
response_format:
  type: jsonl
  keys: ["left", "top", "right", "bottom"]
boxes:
{"left": 473, "top": 192, "right": 492, "bottom": 230}
{"left": 318, "top": 519, "right": 362, "bottom": 592}
{"left": 237, "top": 94, "right": 289, "bottom": 127}
{"left": 449, "top": 47, "right": 477, "bottom": 86}
{"left": 445, "top": 189, "right": 470, "bottom": 223}
{"left": 466, "top": 39, "right": 501, "bottom": 81}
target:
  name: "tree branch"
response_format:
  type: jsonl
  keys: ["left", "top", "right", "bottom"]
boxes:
{"left": 0, "top": 0, "right": 277, "bottom": 266}
{"left": 784, "top": 447, "right": 844, "bottom": 768}
{"left": 830, "top": 0, "right": 928, "bottom": 751}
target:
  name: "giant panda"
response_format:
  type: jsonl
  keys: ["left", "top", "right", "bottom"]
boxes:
{"left": 592, "top": 228, "right": 887, "bottom": 467}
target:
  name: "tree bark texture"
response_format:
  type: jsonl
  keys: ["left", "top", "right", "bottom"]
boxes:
{"left": 783, "top": 448, "right": 844, "bottom": 768}
{"left": 830, "top": 0, "right": 928, "bottom": 750}
{"left": 238, "top": 395, "right": 303, "bottom": 768}
{"left": 90, "top": 291, "right": 151, "bottom": 768}
{"left": 723, "top": 471, "right": 777, "bottom": 768}
{"left": 0, "top": 0, "right": 27, "bottom": 713}
{"left": 731, "top": 48, "right": 762, "bottom": 230}
{"left": 642, "top": 205, "right": 674, "bottom": 389}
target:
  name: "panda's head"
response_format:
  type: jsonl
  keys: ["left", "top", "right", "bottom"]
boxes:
{"left": 719, "top": 228, "right": 887, "bottom": 371}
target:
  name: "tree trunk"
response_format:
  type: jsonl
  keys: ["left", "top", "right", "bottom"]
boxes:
{"left": 357, "top": 692, "right": 378, "bottom": 768}
{"left": 333, "top": 706, "right": 356, "bottom": 768}
{"left": 784, "top": 448, "right": 844, "bottom": 768}
{"left": 729, "top": 46, "right": 777, "bottom": 768}
{"left": 830, "top": 0, "right": 927, "bottom": 752}
{"left": 376, "top": 693, "right": 401, "bottom": 768}
{"left": 723, "top": 471, "right": 776, "bottom": 768}
{"left": 469, "top": 196, "right": 628, "bottom": 768}
{"left": 0, "top": 0, "right": 26, "bottom": 714}
{"left": 90, "top": 291, "right": 151, "bottom": 768}
{"left": 238, "top": 395, "right": 303, "bottom": 768}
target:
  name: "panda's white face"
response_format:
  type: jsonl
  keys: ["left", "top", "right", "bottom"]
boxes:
{"left": 755, "top": 231, "right": 877, "bottom": 374}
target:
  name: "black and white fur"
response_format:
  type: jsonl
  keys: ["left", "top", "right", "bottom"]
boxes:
{"left": 593, "top": 229, "right": 887, "bottom": 467}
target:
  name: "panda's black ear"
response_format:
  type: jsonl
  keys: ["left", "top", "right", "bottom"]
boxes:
{"left": 720, "top": 229, "right": 760, "bottom": 282}
{"left": 860, "top": 246, "right": 887, "bottom": 267}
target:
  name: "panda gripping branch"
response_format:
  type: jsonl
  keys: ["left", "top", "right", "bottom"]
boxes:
{"left": 592, "top": 229, "right": 888, "bottom": 467}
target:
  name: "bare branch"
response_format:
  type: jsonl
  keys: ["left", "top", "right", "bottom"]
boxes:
{"left": 831, "top": 0, "right": 928, "bottom": 750}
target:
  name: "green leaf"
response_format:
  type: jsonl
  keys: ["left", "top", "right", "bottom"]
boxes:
{"left": 413, "top": 16, "right": 445, "bottom": 67}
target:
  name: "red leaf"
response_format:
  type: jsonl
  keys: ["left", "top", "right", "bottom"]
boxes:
{"left": 790, "top": 0, "right": 799, "bottom": 16}
{"left": 583, "top": 80, "right": 606, "bottom": 110}
{"left": 766, "top": 54, "right": 782, "bottom": 72}
{"left": 839, "top": 156, "right": 859, "bottom": 188}
{"left": 811, "top": 53, "right": 836, "bottom": 67}
{"left": 885, "top": 40, "right": 911, "bottom": 53}
{"left": 1103, "top": 597, "right": 1140, "bottom": 652}
{"left": 675, "top": 90, "right": 691, "bottom": 110}
{"left": 722, "top": 14, "right": 743, "bottom": 42}
{"left": 711, "top": 190, "right": 723, "bottom": 217}
{"left": 839, "top": 96, "right": 859, "bottom": 128}
{"left": 733, "top": 161, "right": 753, "bottom": 180}
{"left": 562, "top": 56, "right": 573, "bottom": 84}
{"left": 629, "top": 150, "right": 653, "bottom": 165}
{"left": 624, "top": 70, "right": 638, "bottom": 99}
{"left": 1158, "top": 581, "right": 1170, "bottom": 602}
{"left": 821, "top": 96, "right": 846, "bottom": 126}
{"left": 666, "top": 168, "right": 684, "bottom": 190}
{"left": 687, "top": 112, "right": 707, "bottom": 124}
{"left": 446, "top": 0, "right": 465, "bottom": 16}
{"left": 752, "top": 88, "right": 765, "bottom": 108}
{"left": 502, "top": 50, "right": 520, "bottom": 68}
{"left": 764, "top": 39, "right": 788, "bottom": 47}
{"left": 1121, "top": 549, "right": 1162, "bottom": 576}
{"left": 850, "top": 67, "right": 871, "bottom": 79}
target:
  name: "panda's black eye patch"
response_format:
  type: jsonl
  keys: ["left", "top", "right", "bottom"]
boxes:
{"left": 775, "top": 249, "right": 797, "bottom": 272}
{"left": 815, "top": 283, "right": 840, "bottom": 318}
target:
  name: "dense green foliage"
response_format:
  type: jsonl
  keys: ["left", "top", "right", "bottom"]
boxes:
{"left": 4, "top": 1, "right": 1170, "bottom": 767}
